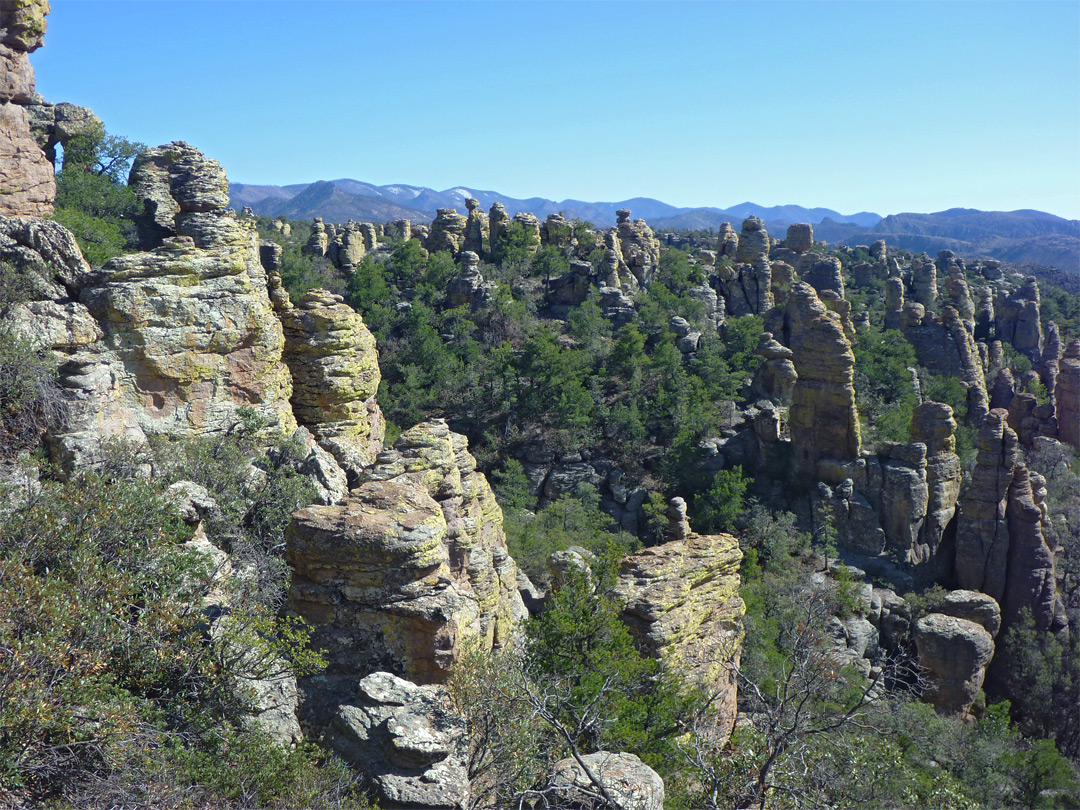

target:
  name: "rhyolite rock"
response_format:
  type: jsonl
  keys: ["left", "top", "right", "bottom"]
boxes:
{"left": 427, "top": 208, "right": 468, "bottom": 256}
{"left": 783, "top": 282, "right": 861, "bottom": 483}
{"left": 785, "top": 222, "right": 813, "bottom": 253}
{"left": 615, "top": 505, "right": 744, "bottom": 739}
{"left": 1057, "top": 340, "right": 1080, "bottom": 450}
{"left": 287, "top": 420, "right": 525, "bottom": 694}
{"left": 0, "top": 0, "right": 54, "bottom": 217}
{"left": 613, "top": 208, "right": 661, "bottom": 286}
{"left": 547, "top": 751, "right": 664, "bottom": 810}
{"left": 462, "top": 197, "right": 486, "bottom": 255}
{"left": 910, "top": 401, "right": 962, "bottom": 582}
{"left": 129, "top": 141, "right": 230, "bottom": 250}
{"left": 328, "top": 672, "right": 469, "bottom": 810}
{"left": 280, "top": 288, "right": 385, "bottom": 479}
{"left": 996, "top": 277, "right": 1043, "bottom": 362}
{"left": 914, "top": 613, "right": 994, "bottom": 715}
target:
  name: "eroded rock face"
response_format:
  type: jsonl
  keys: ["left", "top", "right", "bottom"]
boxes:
{"left": 613, "top": 208, "right": 660, "bottom": 287}
{"left": 783, "top": 282, "right": 860, "bottom": 482}
{"left": 785, "top": 222, "right": 813, "bottom": 253}
{"left": 328, "top": 672, "right": 469, "bottom": 810}
{"left": 1057, "top": 340, "right": 1080, "bottom": 450}
{"left": 996, "top": 277, "right": 1043, "bottom": 361}
{"left": 1002, "top": 466, "right": 1066, "bottom": 633}
{"left": 914, "top": 613, "right": 994, "bottom": 715}
{"left": 287, "top": 421, "right": 525, "bottom": 693}
{"left": 0, "top": 0, "right": 54, "bottom": 217}
{"left": 462, "top": 197, "right": 486, "bottom": 255}
{"left": 911, "top": 402, "right": 962, "bottom": 582}
{"left": 280, "top": 288, "right": 385, "bottom": 479}
{"left": 129, "top": 141, "right": 230, "bottom": 250}
{"left": 955, "top": 410, "right": 1019, "bottom": 601}
{"left": 428, "top": 208, "right": 468, "bottom": 256}
{"left": 615, "top": 520, "right": 744, "bottom": 739}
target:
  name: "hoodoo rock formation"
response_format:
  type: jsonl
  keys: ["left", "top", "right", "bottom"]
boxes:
{"left": 783, "top": 281, "right": 861, "bottom": 483}
{"left": 0, "top": 0, "right": 55, "bottom": 217}
{"left": 280, "top": 288, "right": 385, "bottom": 479}
{"left": 615, "top": 501, "right": 745, "bottom": 739}
{"left": 286, "top": 420, "right": 526, "bottom": 703}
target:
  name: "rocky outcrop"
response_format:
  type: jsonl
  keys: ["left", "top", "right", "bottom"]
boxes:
{"left": 73, "top": 144, "right": 294, "bottom": 456}
{"left": 328, "top": 672, "right": 469, "bottom": 810}
{"left": 0, "top": 0, "right": 55, "bottom": 217}
{"left": 955, "top": 410, "right": 1019, "bottom": 601}
{"left": 716, "top": 221, "right": 738, "bottom": 259}
{"left": 1057, "top": 340, "right": 1080, "bottom": 450}
{"left": 1002, "top": 465, "right": 1066, "bottom": 633}
{"left": 996, "top": 277, "right": 1043, "bottom": 361}
{"left": 783, "top": 282, "right": 860, "bottom": 483}
{"left": 428, "top": 208, "right": 468, "bottom": 256}
{"left": 488, "top": 201, "right": 509, "bottom": 256}
{"left": 547, "top": 752, "right": 664, "bottom": 810}
{"left": 910, "top": 402, "right": 962, "bottom": 582}
{"left": 785, "top": 222, "right": 813, "bottom": 253}
{"left": 615, "top": 506, "right": 744, "bottom": 738}
{"left": 512, "top": 212, "right": 542, "bottom": 253}
{"left": 914, "top": 613, "right": 994, "bottom": 715}
{"left": 129, "top": 141, "right": 231, "bottom": 251}
{"left": 446, "top": 250, "right": 495, "bottom": 309}
{"left": 280, "top": 288, "right": 385, "bottom": 479}
{"left": 287, "top": 421, "right": 525, "bottom": 694}
{"left": 302, "top": 217, "right": 329, "bottom": 258}
{"left": 613, "top": 208, "right": 660, "bottom": 286}
{"left": 750, "top": 331, "right": 797, "bottom": 403}
{"left": 734, "top": 216, "right": 769, "bottom": 266}
{"left": 462, "top": 197, "right": 486, "bottom": 255}
{"left": 939, "top": 589, "right": 1001, "bottom": 638}
{"left": 903, "top": 306, "right": 988, "bottom": 426}
{"left": 911, "top": 258, "right": 938, "bottom": 313}
{"left": 798, "top": 254, "right": 844, "bottom": 298}
{"left": 884, "top": 276, "right": 904, "bottom": 330}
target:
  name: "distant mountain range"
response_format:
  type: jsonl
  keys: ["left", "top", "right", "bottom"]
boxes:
{"left": 229, "top": 179, "right": 1079, "bottom": 276}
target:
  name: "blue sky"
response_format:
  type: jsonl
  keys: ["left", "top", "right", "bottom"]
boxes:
{"left": 34, "top": 1, "right": 1080, "bottom": 218}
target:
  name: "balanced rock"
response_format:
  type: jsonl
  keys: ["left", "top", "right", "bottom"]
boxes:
{"left": 716, "top": 221, "right": 738, "bottom": 258}
{"left": 462, "top": 197, "right": 486, "bottom": 255}
{"left": 939, "top": 589, "right": 1001, "bottom": 638}
{"left": 613, "top": 208, "right": 661, "bottom": 286}
{"left": 785, "top": 222, "right": 814, "bottom": 253}
{"left": 914, "top": 613, "right": 994, "bottom": 715}
{"left": 735, "top": 216, "right": 770, "bottom": 265}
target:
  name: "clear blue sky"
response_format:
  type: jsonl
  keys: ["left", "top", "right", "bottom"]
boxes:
{"left": 34, "top": 0, "right": 1080, "bottom": 218}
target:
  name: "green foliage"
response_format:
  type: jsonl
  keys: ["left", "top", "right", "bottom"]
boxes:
{"left": 53, "top": 127, "right": 144, "bottom": 265}
{"left": 491, "top": 220, "right": 539, "bottom": 267}
{"left": 721, "top": 314, "right": 764, "bottom": 379}
{"left": 997, "top": 609, "right": 1080, "bottom": 759}
{"left": 502, "top": 484, "right": 638, "bottom": 584}
{"left": 853, "top": 328, "right": 919, "bottom": 446}
{"left": 691, "top": 465, "right": 748, "bottom": 533}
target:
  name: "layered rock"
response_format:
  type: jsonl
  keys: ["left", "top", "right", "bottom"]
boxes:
{"left": 910, "top": 402, "right": 961, "bottom": 583}
{"left": 280, "top": 288, "right": 385, "bottom": 479}
{"left": 613, "top": 208, "right": 661, "bottom": 286}
{"left": 302, "top": 217, "right": 329, "bottom": 258}
{"left": 734, "top": 216, "right": 769, "bottom": 265}
{"left": 996, "top": 277, "right": 1043, "bottom": 361}
{"left": 446, "top": 250, "right": 495, "bottom": 309}
{"left": 462, "top": 197, "right": 486, "bottom": 255}
{"left": 615, "top": 509, "right": 744, "bottom": 738}
{"left": 914, "top": 613, "right": 994, "bottom": 715}
{"left": 129, "top": 141, "right": 230, "bottom": 251}
{"left": 955, "top": 410, "right": 1019, "bottom": 601}
{"left": 1057, "top": 340, "right": 1080, "bottom": 450}
{"left": 798, "top": 253, "right": 844, "bottom": 298}
{"left": 911, "top": 258, "right": 938, "bottom": 313}
{"left": 287, "top": 421, "right": 525, "bottom": 695}
{"left": 1002, "top": 465, "right": 1066, "bottom": 632}
{"left": 783, "top": 282, "right": 860, "bottom": 483}
{"left": 785, "top": 222, "right": 813, "bottom": 253}
{"left": 327, "top": 672, "right": 469, "bottom": 810}
{"left": 428, "top": 208, "right": 468, "bottom": 256}
{"left": 0, "top": 0, "right": 54, "bottom": 217}
{"left": 487, "top": 201, "right": 509, "bottom": 256}
{"left": 750, "top": 331, "right": 797, "bottom": 403}
{"left": 716, "top": 221, "right": 738, "bottom": 259}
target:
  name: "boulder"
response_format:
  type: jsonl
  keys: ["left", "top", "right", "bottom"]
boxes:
{"left": 939, "top": 590, "right": 1001, "bottom": 638}
{"left": 785, "top": 222, "right": 813, "bottom": 253}
{"left": 329, "top": 672, "right": 469, "bottom": 810}
{"left": 547, "top": 751, "right": 664, "bottom": 810}
{"left": 613, "top": 209, "right": 660, "bottom": 287}
{"left": 914, "top": 613, "right": 994, "bottom": 715}
{"left": 427, "top": 208, "right": 468, "bottom": 256}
